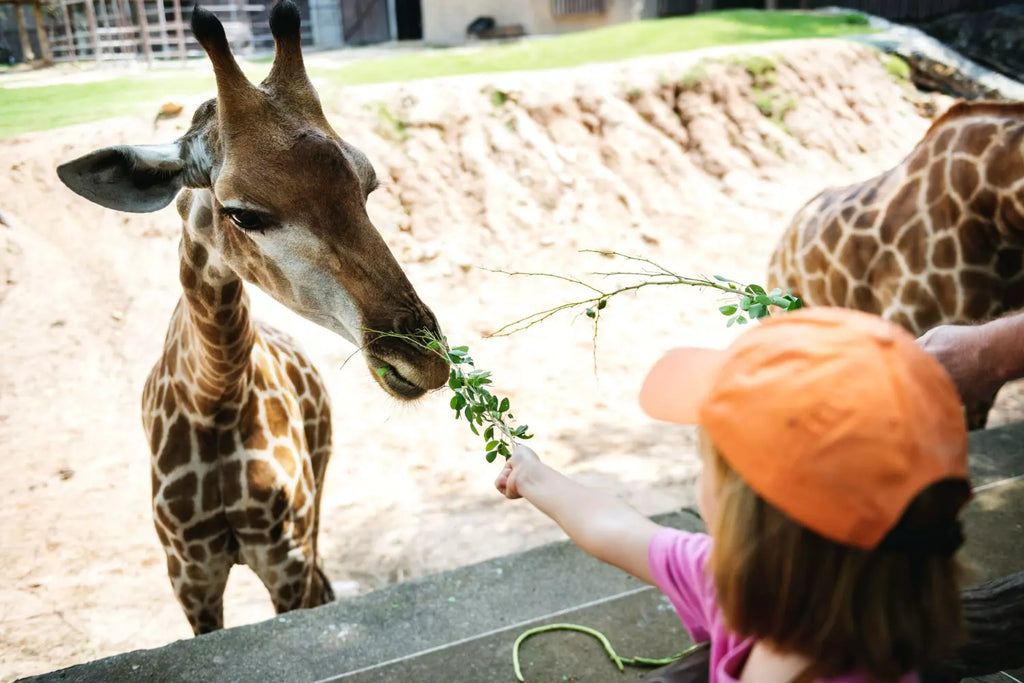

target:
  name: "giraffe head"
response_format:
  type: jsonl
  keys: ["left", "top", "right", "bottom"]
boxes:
{"left": 57, "top": 2, "right": 448, "bottom": 399}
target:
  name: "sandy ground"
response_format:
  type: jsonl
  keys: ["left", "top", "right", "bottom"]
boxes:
{"left": 2, "top": 39, "right": 1020, "bottom": 681}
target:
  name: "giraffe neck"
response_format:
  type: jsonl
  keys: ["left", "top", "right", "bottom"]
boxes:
{"left": 170, "top": 221, "right": 256, "bottom": 417}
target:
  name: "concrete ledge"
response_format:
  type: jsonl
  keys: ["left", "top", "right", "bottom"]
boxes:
{"left": 22, "top": 423, "right": 1024, "bottom": 683}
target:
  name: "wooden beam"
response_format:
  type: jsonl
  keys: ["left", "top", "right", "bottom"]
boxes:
{"left": 133, "top": 0, "right": 151, "bottom": 61}
{"left": 83, "top": 0, "right": 99, "bottom": 60}
{"left": 31, "top": 0, "right": 53, "bottom": 65}
{"left": 14, "top": 3, "right": 36, "bottom": 62}
{"left": 170, "top": 0, "right": 185, "bottom": 61}
{"left": 59, "top": 0, "right": 78, "bottom": 62}
{"left": 155, "top": 0, "right": 170, "bottom": 53}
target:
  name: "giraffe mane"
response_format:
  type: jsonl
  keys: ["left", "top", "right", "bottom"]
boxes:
{"left": 924, "top": 100, "right": 1024, "bottom": 136}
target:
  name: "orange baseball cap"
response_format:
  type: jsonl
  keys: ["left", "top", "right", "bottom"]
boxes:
{"left": 639, "top": 307, "right": 970, "bottom": 550}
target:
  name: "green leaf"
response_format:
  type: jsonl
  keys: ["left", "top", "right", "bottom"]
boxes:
{"left": 450, "top": 395, "right": 460, "bottom": 410}
{"left": 585, "top": 308, "right": 596, "bottom": 319}
{"left": 484, "top": 425, "right": 495, "bottom": 441}
{"left": 376, "top": 367, "right": 389, "bottom": 377}
{"left": 787, "top": 298, "right": 804, "bottom": 311}
{"left": 499, "top": 397, "right": 510, "bottom": 412}
{"left": 769, "top": 288, "right": 783, "bottom": 297}
{"left": 754, "top": 294, "right": 772, "bottom": 306}
{"left": 739, "top": 297, "right": 752, "bottom": 311}
{"left": 719, "top": 304, "right": 738, "bottom": 316}
{"left": 498, "top": 443, "right": 511, "bottom": 458}
{"left": 486, "top": 450, "right": 497, "bottom": 463}
{"left": 452, "top": 346, "right": 469, "bottom": 353}
{"left": 597, "top": 298, "right": 608, "bottom": 310}
{"left": 771, "top": 296, "right": 791, "bottom": 307}
{"left": 469, "top": 421, "right": 480, "bottom": 436}
{"left": 448, "top": 375, "right": 464, "bottom": 390}
{"left": 713, "top": 275, "right": 729, "bottom": 282}
{"left": 486, "top": 440, "right": 500, "bottom": 451}
{"left": 745, "top": 284, "right": 766, "bottom": 296}
{"left": 736, "top": 315, "right": 749, "bottom": 325}
{"left": 727, "top": 315, "right": 738, "bottom": 328}
{"left": 748, "top": 303, "right": 767, "bottom": 319}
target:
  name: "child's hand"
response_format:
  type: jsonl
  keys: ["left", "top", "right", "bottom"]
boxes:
{"left": 495, "top": 444, "right": 541, "bottom": 499}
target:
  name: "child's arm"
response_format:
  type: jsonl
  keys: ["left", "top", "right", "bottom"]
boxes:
{"left": 495, "top": 444, "right": 662, "bottom": 584}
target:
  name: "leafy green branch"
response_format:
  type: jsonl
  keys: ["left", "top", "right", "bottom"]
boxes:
{"left": 486, "top": 250, "right": 803, "bottom": 337}
{"left": 363, "top": 328, "right": 532, "bottom": 463}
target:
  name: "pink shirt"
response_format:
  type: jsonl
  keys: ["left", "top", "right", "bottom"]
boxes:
{"left": 647, "top": 528, "right": 919, "bottom": 683}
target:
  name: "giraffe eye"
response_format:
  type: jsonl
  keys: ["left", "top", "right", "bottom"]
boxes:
{"left": 223, "top": 208, "right": 266, "bottom": 232}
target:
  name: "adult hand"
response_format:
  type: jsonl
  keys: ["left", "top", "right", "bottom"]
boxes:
{"left": 917, "top": 323, "right": 1002, "bottom": 405}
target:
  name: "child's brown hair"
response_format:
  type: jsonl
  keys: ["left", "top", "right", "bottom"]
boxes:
{"left": 707, "top": 445, "right": 969, "bottom": 680}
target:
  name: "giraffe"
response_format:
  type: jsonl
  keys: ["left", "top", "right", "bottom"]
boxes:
{"left": 767, "top": 100, "right": 1024, "bottom": 430}
{"left": 55, "top": 2, "right": 449, "bottom": 634}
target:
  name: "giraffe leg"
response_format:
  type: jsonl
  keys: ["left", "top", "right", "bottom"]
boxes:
{"left": 242, "top": 538, "right": 333, "bottom": 614}
{"left": 163, "top": 545, "right": 234, "bottom": 635}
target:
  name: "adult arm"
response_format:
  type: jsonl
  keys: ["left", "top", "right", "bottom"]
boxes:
{"left": 917, "top": 311, "right": 1024, "bottom": 404}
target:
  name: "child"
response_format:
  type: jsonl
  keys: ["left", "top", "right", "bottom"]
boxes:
{"left": 496, "top": 307, "right": 971, "bottom": 682}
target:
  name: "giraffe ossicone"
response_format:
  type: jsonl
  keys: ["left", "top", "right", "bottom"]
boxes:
{"left": 56, "top": 0, "right": 448, "bottom": 634}
{"left": 768, "top": 100, "right": 1024, "bottom": 430}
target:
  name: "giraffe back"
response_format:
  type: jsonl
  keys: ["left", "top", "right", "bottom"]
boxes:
{"left": 768, "top": 101, "right": 1024, "bottom": 338}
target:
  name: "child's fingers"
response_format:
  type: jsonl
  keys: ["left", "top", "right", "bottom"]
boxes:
{"left": 494, "top": 464, "right": 512, "bottom": 494}
{"left": 494, "top": 464, "right": 522, "bottom": 499}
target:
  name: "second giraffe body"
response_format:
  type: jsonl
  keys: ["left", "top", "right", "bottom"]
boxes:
{"left": 768, "top": 101, "right": 1024, "bottom": 428}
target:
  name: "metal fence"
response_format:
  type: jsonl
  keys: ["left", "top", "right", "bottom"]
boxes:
{"left": 2, "top": 0, "right": 312, "bottom": 64}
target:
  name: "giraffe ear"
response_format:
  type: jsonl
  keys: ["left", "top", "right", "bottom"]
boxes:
{"left": 57, "top": 143, "right": 184, "bottom": 213}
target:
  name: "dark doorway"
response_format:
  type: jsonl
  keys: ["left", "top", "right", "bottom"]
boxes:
{"left": 395, "top": 0, "right": 422, "bottom": 40}
{"left": 342, "top": 0, "right": 390, "bottom": 45}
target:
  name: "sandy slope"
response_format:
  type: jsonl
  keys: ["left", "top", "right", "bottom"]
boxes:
{"left": 1, "top": 39, "right": 1009, "bottom": 680}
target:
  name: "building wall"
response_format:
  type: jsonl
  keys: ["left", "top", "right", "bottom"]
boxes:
{"left": 421, "top": 0, "right": 520, "bottom": 45}
{"left": 421, "top": 0, "right": 658, "bottom": 46}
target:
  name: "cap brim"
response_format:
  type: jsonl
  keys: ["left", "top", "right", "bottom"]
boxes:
{"left": 639, "top": 347, "right": 726, "bottom": 424}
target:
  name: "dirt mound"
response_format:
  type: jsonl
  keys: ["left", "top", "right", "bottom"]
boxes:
{"left": 0, "top": 39, "right": 986, "bottom": 680}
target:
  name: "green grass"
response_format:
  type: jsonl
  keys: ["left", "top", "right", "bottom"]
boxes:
{"left": 0, "top": 10, "right": 872, "bottom": 138}
{"left": 0, "top": 73, "right": 217, "bottom": 138}
{"left": 331, "top": 10, "right": 872, "bottom": 85}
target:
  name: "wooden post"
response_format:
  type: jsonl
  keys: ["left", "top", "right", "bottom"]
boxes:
{"left": 155, "top": 0, "right": 170, "bottom": 54}
{"left": 119, "top": 0, "right": 135, "bottom": 55}
{"left": 84, "top": 0, "right": 100, "bottom": 60}
{"left": 14, "top": 3, "right": 36, "bottom": 62}
{"left": 59, "top": 0, "right": 78, "bottom": 62}
{"left": 133, "top": 0, "right": 151, "bottom": 61}
{"left": 31, "top": 1, "right": 54, "bottom": 65}
{"left": 170, "top": 0, "right": 185, "bottom": 61}
{"left": 695, "top": 0, "right": 715, "bottom": 13}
